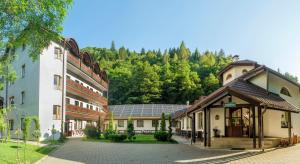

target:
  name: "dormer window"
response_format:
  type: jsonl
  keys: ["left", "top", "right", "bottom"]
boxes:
{"left": 280, "top": 87, "right": 291, "bottom": 97}
{"left": 226, "top": 74, "right": 232, "bottom": 81}
{"left": 242, "top": 69, "right": 248, "bottom": 74}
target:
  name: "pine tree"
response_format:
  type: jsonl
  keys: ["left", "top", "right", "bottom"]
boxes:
{"left": 110, "top": 41, "right": 116, "bottom": 52}
{"left": 179, "top": 41, "right": 190, "bottom": 60}
{"left": 160, "top": 113, "right": 166, "bottom": 131}
{"left": 167, "top": 114, "right": 172, "bottom": 141}
{"left": 127, "top": 117, "right": 135, "bottom": 141}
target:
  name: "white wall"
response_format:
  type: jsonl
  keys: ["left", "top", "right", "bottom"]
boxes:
{"left": 108, "top": 119, "right": 171, "bottom": 132}
{"left": 38, "top": 41, "right": 66, "bottom": 140}
{"left": 223, "top": 66, "right": 255, "bottom": 85}
{"left": 1, "top": 45, "right": 40, "bottom": 139}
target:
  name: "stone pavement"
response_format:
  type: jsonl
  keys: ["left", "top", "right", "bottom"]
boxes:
{"left": 229, "top": 144, "right": 300, "bottom": 164}
{"left": 40, "top": 138, "right": 247, "bottom": 164}
{"left": 39, "top": 138, "right": 300, "bottom": 164}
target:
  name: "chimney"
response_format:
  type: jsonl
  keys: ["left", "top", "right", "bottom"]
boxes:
{"left": 233, "top": 55, "right": 239, "bottom": 62}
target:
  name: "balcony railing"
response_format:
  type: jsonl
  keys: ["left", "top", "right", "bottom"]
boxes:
{"left": 66, "top": 104, "right": 105, "bottom": 121}
{"left": 67, "top": 54, "right": 108, "bottom": 89}
{"left": 66, "top": 78, "right": 108, "bottom": 106}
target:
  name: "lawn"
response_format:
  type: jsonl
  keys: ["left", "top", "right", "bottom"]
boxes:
{"left": 83, "top": 134, "right": 178, "bottom": 144}
{"left": 0, "top": 141, "right": 57, "bottom": 164}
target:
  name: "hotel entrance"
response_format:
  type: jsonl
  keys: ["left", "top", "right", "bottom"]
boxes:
{"left": 225, "top": 108, "right": 251, "bottom": 137}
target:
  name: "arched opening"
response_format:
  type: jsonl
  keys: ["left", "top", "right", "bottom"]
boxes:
{"left": 226, "top": 74, "right": 232, "bottom": 81}
{"left": 66, "top": 38, "right": 80, "bottom": 57}
{"left": 242, "top": 69, "right": 248, "bottom": 74}
{"left": 93, "top": 63, "right": 101, "bottom": 75}
{"left": 280, "top": 87, "right": 291, "bottom": 97}
{"left": 82, "top": 52, "right": 92, "bottom": 67}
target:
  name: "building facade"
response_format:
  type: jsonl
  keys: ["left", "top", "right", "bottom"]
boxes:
{"left": 175, "top": 59, "right": 300, "bottom": 149}
{"left": 1, "top": 38, "right": 108, "bottom": 140}
{"left": 107, "top": 104, "right": 188, "bottom": 133}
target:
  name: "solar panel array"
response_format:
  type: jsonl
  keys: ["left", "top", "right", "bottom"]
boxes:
{"left": 109, "top": 104, "right": 187, "bottom": 118}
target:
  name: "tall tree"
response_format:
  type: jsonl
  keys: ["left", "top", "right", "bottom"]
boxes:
{"left": 178, "top": 41, "right": 190, "bottom": 60}
{"left": 110, "top": 41, "right": 116, "bottom": 52}
{"left": 128, "top": 61, "right": 161, "bottom": 103}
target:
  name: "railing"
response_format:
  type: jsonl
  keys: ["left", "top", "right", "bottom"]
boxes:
{"left": 67, "top": 54, "right": 108, "bottom": 89}
{"left": 66, "top": 104, "right": 105, "bottom": 121}
{"left": 66, "top": 79, "right": 108, "bottom": 106}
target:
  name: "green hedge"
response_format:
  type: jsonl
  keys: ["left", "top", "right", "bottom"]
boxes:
{"left": 154, "top": 131, "right": 168, "bottom": 141}
{"left": 108, "top": 134, "right": 127, "bottom": 142}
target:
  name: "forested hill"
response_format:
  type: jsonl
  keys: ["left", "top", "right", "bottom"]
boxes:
{"left": 81, "top": 41, "right": 233, "bottom": 105}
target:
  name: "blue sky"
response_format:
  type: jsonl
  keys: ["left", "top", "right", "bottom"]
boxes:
{"left": 63, "top": 0, "right": 300, "bottom": 79}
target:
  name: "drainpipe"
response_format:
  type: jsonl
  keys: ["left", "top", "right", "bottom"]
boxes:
{"left": 60, "top": 40, "right": 66, "bottom": 139}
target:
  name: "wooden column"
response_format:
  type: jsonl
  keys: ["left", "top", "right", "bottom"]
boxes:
{"left": 204, "top": 108, "right": 207, "bottom": 147}
{"left": 252, "top": 106, "right": 256, "bottom": 148}
{"left": 192, "top": 113, "right": 196, "bottom": 143}
{"left": 288, "top": 112, "right": 292, "bottom": 145}
{"left": 258, "top": 106, "right": 262, "bottom": 149}
{"left": 208, "top": 107, "right": 211, "bottom": 147}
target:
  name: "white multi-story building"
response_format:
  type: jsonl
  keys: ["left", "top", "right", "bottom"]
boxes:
{"left": 1, "top": 38, "right": 109, "bottom": 140}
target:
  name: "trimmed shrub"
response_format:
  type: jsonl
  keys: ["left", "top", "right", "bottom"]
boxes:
{"left": 127, "top": 117, "right": 135, "bottom": 141}
{"left": 109, "top": 134, "right": 127, "bottom": 142}
{"left": 104, "top": 129, "right": 116, "bottom": 139}
{"left": 84, "top": 125, "right": 100, "bottom": 139}
{"left": 154, "top": 131, "right": 168, "bottom": 141}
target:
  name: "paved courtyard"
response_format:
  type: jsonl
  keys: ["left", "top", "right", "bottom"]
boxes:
{"left": 40, "top": 138, "right": 300, "bottom": 164}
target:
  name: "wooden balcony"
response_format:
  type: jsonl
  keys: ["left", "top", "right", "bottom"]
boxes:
{"left": 67, "top": 54, "right": 108, "bottom": 89}
{"left": 66, "top": 78, "right": 108, "bottom": 106}
{"left": 66, "top": 104, "right": 106, "bottom": 121}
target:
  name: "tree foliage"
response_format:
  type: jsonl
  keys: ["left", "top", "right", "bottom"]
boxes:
{"left": 126, "top": 117, "right": 135, "bottom": 141}
{"left": 160, "top": 113, "right": 166, "bottom": 132}
{"left": 82, "top": 43, "right": 234, "bottom": 105}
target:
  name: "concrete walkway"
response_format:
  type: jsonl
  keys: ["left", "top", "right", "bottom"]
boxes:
{"left": 39, "top": 137, "right": 300, "bottom": 164}
{"left": 40, "top": 138, "right": 249, "bottom": 164}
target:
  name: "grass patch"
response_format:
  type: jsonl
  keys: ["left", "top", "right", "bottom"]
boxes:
{"left": 0, "top": 141, "right": 57, "bottom": 164}
{"left": 83, "top": 134, "right": 178, "bottom": 144}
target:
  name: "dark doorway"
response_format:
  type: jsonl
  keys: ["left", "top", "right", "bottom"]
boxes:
{"left": 225, "top": 108, "right": 251, "bottom": 137}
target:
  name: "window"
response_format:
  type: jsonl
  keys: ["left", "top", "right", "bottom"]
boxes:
{"left": 281, "top": 112, "right": 291, "bottom": 128}
{"left": 54, "top": 47, "right": 62, "bottom": 60}
{"left": 152, "top": 120, "right": 158, "bottom": 127}
{"left": 198, "top": 112, "right": 203, "bottom": 129}
{"left": 75, "top": 80, "right": 79, "bottom": 84}
{"left": 22, "top": 44, "right": 26, "bottom": 51}
{"left": 80, "top": 102, "right": 83, "bottom": 107}
{"left": 90, "top": 105, "right": 93, "bottom": 110}
{"left": 21, "top": 91, "right": 25, "bottom": 104}
{"left": 118, "top": 120, "right": 124, "bottom": 127}
{"left": 53, "top": 105, "right": 61, "bottom": 120}
{"left": 9, "top": 96, "right": 14, "bottom": 107}
{"left": 96, "top": 107, "right": 99, "bottom": 112}
{"left": 9, "top": 119, "right": 14, "bottom": 130}
{"left": 21, "top": 64, "right": 25, "bottom": 78}
{"left": 86, "top": 104, "right": 89, "bottom": 109}
{"left": 54, "top": 75, "right": 62, "bottom": 90}
{"left": 66, "top": 98, "right": 70, "bottom": 104}
{"left": 280, "top": 87, "right": 291, "bottom": 97}
{"left": 66, "top": 75, "right": 71, "bottom": 79}
{"left": 226, "top": 74, "right": 232, "bottom": 80}
{"left": 137, "top": 120, "right": 144, "bottom": 127}
{"left": 242, "top": 69, "right": 248, "bottom": 74}
{"left": 182, "top": 119, "right": 185, "bottom": 129}
{"left": 75, "top": 101, "right": 79, "bottom": 106}
{"left": 187, "top": 118, "right": 190, "bottom": 129}
{"left": 21, "top": 118, "right": 24, "bottom": 130}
